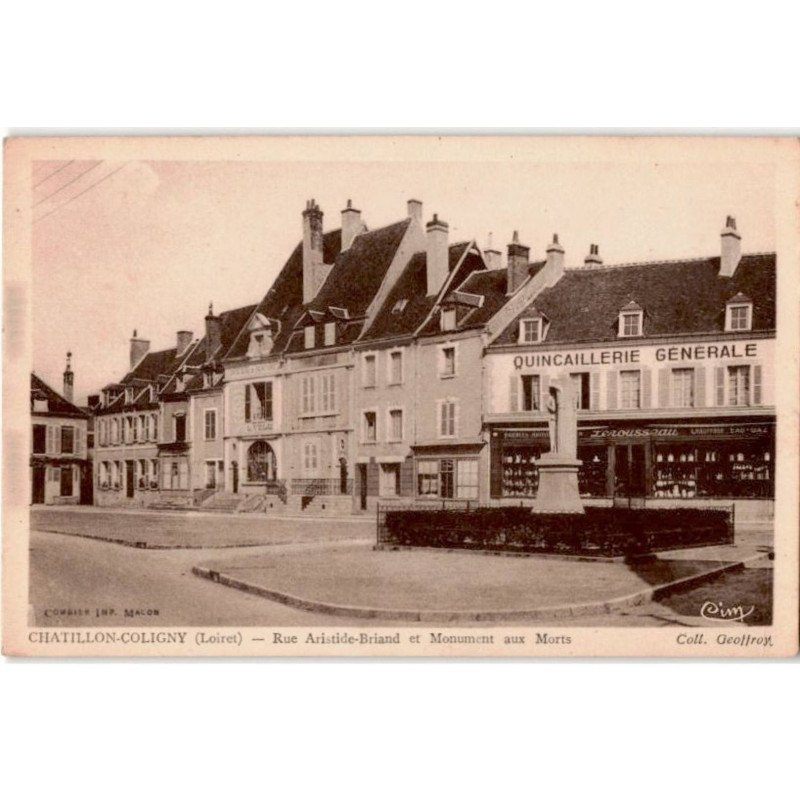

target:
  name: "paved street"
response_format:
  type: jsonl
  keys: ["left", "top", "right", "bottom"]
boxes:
{"left": 28, "top": 508, "right": 773, "bottom": 629}
{"left": 30, "top": 530, "right": 357, "bottom": 626}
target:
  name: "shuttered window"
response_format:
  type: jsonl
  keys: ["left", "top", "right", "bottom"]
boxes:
{"left": 728, "top": 366, "right": 751, "bottom": 407}
{"left": 521, "top": 375, "right": 541, "bottom": 411}
{"left": 671, "top": 368, "right": 694, "bottom": 408}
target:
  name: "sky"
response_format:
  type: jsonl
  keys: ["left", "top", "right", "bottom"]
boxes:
{"left": 31, "top": 155, "right": 776, "bottom": 404}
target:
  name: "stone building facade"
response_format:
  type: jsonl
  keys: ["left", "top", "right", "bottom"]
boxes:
{"left": 88, "top": 203, "right": 776, "bottom": 519}
{"left": 30, "top": 357, "right": 90, "bottom": 505}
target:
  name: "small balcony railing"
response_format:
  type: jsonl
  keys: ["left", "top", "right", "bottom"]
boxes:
{"left": 290, "top": 478, "right": 353, "bottom": 497}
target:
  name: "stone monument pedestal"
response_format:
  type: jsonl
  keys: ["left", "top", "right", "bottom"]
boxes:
{"left": 532, "top": 455, "right": 585, "bottom": 515}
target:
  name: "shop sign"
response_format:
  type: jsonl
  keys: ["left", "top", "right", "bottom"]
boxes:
{"left": 512, "top": 342, "right": 759, "bottom": 370}
{"left": 245, "top": 420, "right": 273, "bottom": 434}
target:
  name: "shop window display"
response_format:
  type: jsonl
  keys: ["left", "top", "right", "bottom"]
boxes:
{"left": 578, "top": 446, "right": 608, "bottom": 496}
{"left": 654, "top": 442, "right": 773, "bottom": 499}
{"left": 501, "top": 447, "right": 541, "bottom": 497}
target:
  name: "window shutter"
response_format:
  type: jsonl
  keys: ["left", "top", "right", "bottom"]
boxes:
{"left": 715, "top": 367, "right": 725, "bottom": 406}
{"left": 590, "top": 372, "right": 600, "bottom": 410}
{"left": 641, "top": 368, "right": 652, "bottom": 408}
{"left": 46, "top": 426, "right": 53, "bottom": 454}
{"left": 509, "top": 376, "right": 519, "bottom": 412}
{"left": 244, "top": 385, "right": 251, "bottom": 421}
{"left": 76, "top": 428, "right": 83, "bottom": 456}
{"left": 658, "top": 368, "right": 669, "bottom": 408}
{"left": 695, "top": 366, "right": 706, "bottom": 407}
{"left": 453, "top": 402, "right": 460, "bottom": 437}
{"left": 541, "top": 374, "right": 550, "bottom": 408}
{"left": 606, "top": 371, "right": 617, "bottom": 410}
{"left": 753, "top": 364, "right": 762, "bottom": 405}
{"left": 54, "top": 425, "right": 62, "bottom": 454}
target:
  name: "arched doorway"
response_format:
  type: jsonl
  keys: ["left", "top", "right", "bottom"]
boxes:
{"left": 247, "top": 440, "right": 276, "bottom": 483}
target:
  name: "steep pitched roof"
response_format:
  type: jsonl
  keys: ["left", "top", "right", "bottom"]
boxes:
{"left": 119, "top": 347, "right": 183, "bottom": 384}
{"left": 308, "top": 218, "right": 411, "bottom": 317}
{"left": 218, "top": 304, "right": 258, "bottom": 359}
{"left": 31, "top": 373, "right": 88, "bottom": 418}
{"left": 361, "top": 241, "right": 477, "bottom": 343}
{"left": 416, "top": 248, "right": 501, "bottom": 338}
{"left": 277, "top": 219, "right": 413, "bottom": 355}
{"left": 225, "top": 229, "right": 343, "bottom": 359}
{"left": 492, "top": 253, "right": 776, "bottom": 346}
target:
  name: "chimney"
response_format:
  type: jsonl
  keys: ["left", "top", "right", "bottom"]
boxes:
{"left": 506, "top": 231, "right": 530, "bottom": 294}
{"left": 584, "top": 243, "right": 603, "bottom": 268}
{"left": 177, "top": 330, "right": 193, "bottom": 354}
{"left": 426, "top": 214, "right": 449, "bottom": 295}
{"left": 62, "top": 351, "right": 74, "bottom": 403}
{"left": 407, "top": 199, "right": 423, "bottom": 225}
{"left": 302, "top": 199, "right": 324, "bottom": 303}
{"left": 545, "top": 234, "right": 565, "bottom": 276}
{"left": 130, "top": 329, "right": 150, "bottom": 369}
{"left": 720, "top": 215, "right": 742, "bottom": 277}
{"left": 341, "top": 199, "right": 362, "bottom": 251}
{"left": 484, "top": 232, "right": 502, "bottom": 271}
{"left": 205, "top": 302, "right": 221, "bottom": 361}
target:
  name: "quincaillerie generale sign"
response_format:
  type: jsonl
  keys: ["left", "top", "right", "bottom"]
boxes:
{"left": 512, "top": 341, "right": 760, "bottom": 370}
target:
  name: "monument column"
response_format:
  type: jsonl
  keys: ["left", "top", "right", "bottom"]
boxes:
{"left": 532, "top": 375, "right": 585, "bottom": 515}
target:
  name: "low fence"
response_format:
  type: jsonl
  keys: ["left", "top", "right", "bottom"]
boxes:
{"left": 290, "top": 478, "right": 354, "bottom": 497}
{"left": 376, "top": 504, "right": 734, "bottom": 559}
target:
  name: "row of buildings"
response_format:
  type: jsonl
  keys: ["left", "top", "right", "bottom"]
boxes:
{"left": 32, "top": 200, "right": 776, "bottom": 518}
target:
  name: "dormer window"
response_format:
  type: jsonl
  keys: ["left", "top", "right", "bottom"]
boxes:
{"left": 246, "top": 313, "right": 278, "bottom": 359}
{"left": 519, "top": 317, "right": 543, "bottom": 344}
{"left": 618, "top": 302, "right": 643, "bottom": 338}
{"left": 441, "top": 307, "right": 456, "bottom": 332}
{"left": 125, "top": 387, "right": 134, "bottom": 404}
{"left": 726, "top": 294, "right": 753, "bottom": 332}
{"left": 304, "top": 326, "right": 315, "bottom": 349}
{"left": 324, "top": 322, "right": 336, "bottom": 346}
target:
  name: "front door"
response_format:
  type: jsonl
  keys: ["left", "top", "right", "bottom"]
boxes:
{"left": 339, "top": 458, "right": 348, "bottom": 495}
{"left": 32, "top": 465, "right": 45, "bottom": 504}
{"left": 126, "top": 461, "right": 135, "bottom": 498}
{"left": 358, "top": 464, "right": 368, "bottom": 510}
{"left": 614, "top": 444, "right": 647, "bottom": 499}
{"left": 60, "top": 465, "right": 74, "bottom": 498}
{"left": 232, "top": 461, "right": 239, "bottom": 494}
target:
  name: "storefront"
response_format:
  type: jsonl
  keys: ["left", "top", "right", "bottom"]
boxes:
{"left": 489, "top": 418, "right": 775, "bottom": 502}
{"left": 412, "top": 443, "right": 485, "bottom": 503}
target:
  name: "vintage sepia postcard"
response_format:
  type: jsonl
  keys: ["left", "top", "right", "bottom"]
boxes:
{"left": 3, "top": 134, "right": 799, "bottom": 657}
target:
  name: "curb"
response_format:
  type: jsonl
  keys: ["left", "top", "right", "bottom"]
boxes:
{"left": 191, "top": 551, "right": 770, "bottom": 623}
{"left": 34, "top": 528, "right": 371, "bottom": 551}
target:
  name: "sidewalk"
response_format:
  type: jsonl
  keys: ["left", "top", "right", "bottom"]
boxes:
{"left": 30, "top": 507, "right": 374, "bottom": 549}
{"left": 193, "top": 532, "right": 772, "bottom": 623}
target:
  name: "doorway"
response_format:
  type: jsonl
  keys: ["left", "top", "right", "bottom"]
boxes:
{"left": 126, "top": 461, "right": 135, "bottom": 498}
{"left": 339, "top": 457, "right": 349, "bottom": 495}
{"left": 60, "top": 465, "right": 74, "bottom": 498}
{"left": 358, "top": 464, "right": 368, "bottom": 510}
{"left": 614, "top": 444, "right": 647, "bottom": 499}
{"left": 32, "top": 465, "right": 45, "bottom": 504}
